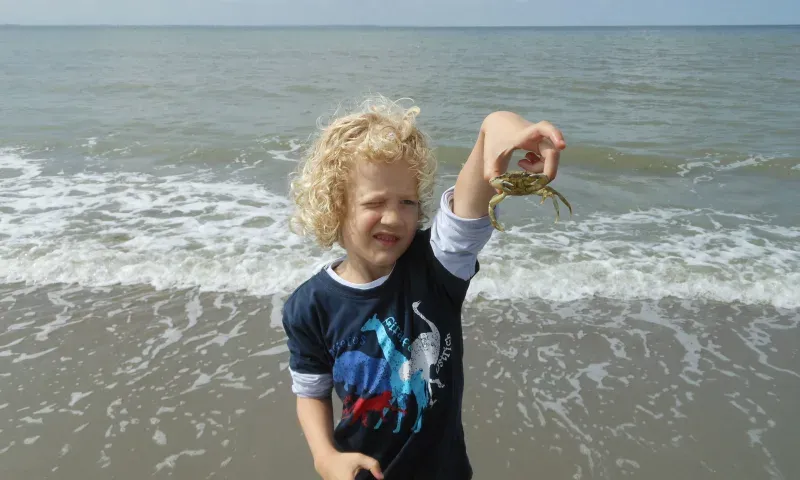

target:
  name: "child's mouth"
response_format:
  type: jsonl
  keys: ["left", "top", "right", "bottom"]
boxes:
{"left": 373, "top": 233, "right": 399, "bottom": 246}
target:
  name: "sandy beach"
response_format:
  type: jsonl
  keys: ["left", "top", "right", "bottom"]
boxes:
{"left": 2, "top": 282, "right": 798, "bottom": 479}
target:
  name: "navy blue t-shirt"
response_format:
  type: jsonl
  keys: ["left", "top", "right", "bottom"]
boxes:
{"left": 282, "top": 227, "right": 476, "bottom": 480}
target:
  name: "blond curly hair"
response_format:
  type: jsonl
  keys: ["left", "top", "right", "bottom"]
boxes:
{"left": 289, "top": 95, "right": 437, "bottom": 249}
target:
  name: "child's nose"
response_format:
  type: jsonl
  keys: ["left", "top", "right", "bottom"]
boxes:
{"left": 381, "top": 206, "right": 402, "bottom": 225}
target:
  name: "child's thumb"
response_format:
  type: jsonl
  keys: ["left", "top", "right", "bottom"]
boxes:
{"left": 357, "top": 454, "right": 383, "bottom": 479}
{"left": 485, "top": 146, "right": 515, "bottom": 182}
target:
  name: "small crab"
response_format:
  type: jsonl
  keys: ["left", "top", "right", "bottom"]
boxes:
{"left": 488, "top": 171, "right": 573, "bottom": 231}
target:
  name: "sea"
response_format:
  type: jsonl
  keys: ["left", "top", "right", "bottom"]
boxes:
{"left": 1, "top": 25, "right": 798, "bottom": 479}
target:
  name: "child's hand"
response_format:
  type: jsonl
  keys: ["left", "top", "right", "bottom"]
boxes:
{"left": 483, "top": 114, "right": 566, "bottom": 183}
{"left": 315, "top": 451, "right": 384, "bottom": 480}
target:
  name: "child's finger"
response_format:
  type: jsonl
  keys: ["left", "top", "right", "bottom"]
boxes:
{"left": 542, "top": 149, "right": 560, "bottom": 180}
{"left": 534, "top": 122, "right": 566, "bottom": 150}
{"left": 524, "top": 151, "right": 543, "bottom": 163}
{"left": 518, "top": 154, "right": 544, "bottom": 174}
{"left": 355, "top": 454, "right": 383, "bottom": 479}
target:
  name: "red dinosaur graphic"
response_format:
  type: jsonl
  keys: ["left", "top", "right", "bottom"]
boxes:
{"left": 342, "top": 391, "right": 405, "bottom": 428}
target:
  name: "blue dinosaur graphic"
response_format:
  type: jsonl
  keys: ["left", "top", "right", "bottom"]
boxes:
{"left": 362, "top": 314, "right": 429, "bottom": 433}
{"left": 333, "top": 350, "right": 392, "bottom": 397}
{"left": 333, "top": 350, "right": 394, "bottom": 429}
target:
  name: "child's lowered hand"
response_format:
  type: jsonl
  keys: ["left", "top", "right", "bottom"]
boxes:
{"left": 315, "top": 451, "right": 384, "bottom": 480}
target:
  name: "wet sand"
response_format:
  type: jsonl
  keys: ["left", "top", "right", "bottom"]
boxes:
{"left": 1, "top": 282, "right": 798, "bottom": 479}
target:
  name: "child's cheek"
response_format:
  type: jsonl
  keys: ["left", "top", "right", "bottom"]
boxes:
{"left": 360, "top": 210, "right": 383, "bottom": 233}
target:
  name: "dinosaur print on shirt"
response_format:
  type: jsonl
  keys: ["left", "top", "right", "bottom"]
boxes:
{"left": 333, "top": 301, "right": 448, "bottom": 434}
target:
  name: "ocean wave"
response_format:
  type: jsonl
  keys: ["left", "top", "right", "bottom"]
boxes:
{"left": 1, "top": 150, "right": 798, "bottom": 310}
{"left": 470, "top": 208, "right": 799, "bottom": 309}
{"left": 435, "top": 144, "right": 798, "bottom": 180}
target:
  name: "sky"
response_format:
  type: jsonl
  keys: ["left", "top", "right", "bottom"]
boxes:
{"left": 1, "top": 0, "right": 798, "bottom": 26}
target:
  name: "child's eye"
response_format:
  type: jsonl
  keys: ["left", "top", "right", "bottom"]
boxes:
{"left": 402, "top": 200, "right": 418, "bottom": 206}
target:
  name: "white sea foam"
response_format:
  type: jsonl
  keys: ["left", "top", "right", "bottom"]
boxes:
{"left": 676, "top": 153, "right": 788, "bottom": 179}
{"left": 471, "top": 208, "right": 800, "bottom": 309}
{"left": 1, "top": 151, "right": 798, "bottom": 309}
{"left": 265, "top": 138, "right": 304, "bottom": 162}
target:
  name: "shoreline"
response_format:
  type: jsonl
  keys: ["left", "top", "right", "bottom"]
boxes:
{"left": 1, "top": 282, "right": 797, "bottom": 479}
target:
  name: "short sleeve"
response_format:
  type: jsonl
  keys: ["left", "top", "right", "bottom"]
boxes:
{"left": 281, "top": 292, "right": 333, "bottom": 398}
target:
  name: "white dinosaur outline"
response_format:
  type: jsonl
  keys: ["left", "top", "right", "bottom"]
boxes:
{"left": 408, "top": 301, "right": 444, "bottom": 405}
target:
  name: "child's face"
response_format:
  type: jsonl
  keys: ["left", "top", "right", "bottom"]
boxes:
{"left": 341, "top": 157, "right": 420, "bottom": 276}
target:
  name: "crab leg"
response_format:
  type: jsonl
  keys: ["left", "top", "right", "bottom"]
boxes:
{"left": 552, "top": 195, "right": 561, "bottom": 223}
{"left": 539, "top": 186, "right": 573, "bottom": 223}
{"left": 551, "top": 188, "right": 573, "bottom": 218}
{"left": 488, "top": 192, "right": 507, "bottom": 231}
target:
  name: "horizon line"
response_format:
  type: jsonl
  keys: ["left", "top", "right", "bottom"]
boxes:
{"left": 2, "top": 23, "right": 799, "bottom": 28}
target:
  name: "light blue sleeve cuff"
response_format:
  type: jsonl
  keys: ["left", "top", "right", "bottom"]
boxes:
{"left": 430, "top": 186, "right": 496, "bottom": 281}
{"left": 290, "top": 369, "right": 333, "bottom": 398}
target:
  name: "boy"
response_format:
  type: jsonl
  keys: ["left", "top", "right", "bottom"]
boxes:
{"left": 283, "top": 96, "right": 565, "bottom": 480}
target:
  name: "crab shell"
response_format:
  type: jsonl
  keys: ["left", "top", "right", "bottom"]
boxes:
{"left": 488, "top": 171, "right": 573, "bottom": 231}
{"left": 489, "top": 172, "right": 551, "bottom": 195}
